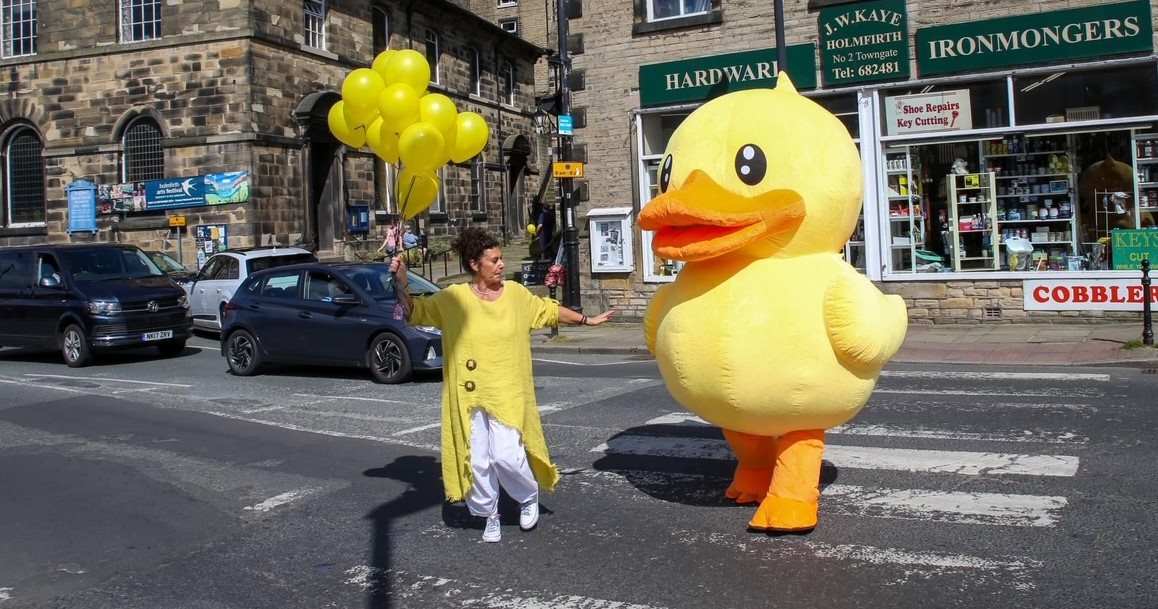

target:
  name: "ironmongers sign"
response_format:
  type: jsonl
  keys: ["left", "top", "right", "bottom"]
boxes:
{"left": 819, "top": 0, "right": 909, "bottom": 87}
{"left": 916, "top": 0, "right": 1153, "bottom": 77}
{"left": 638, "top": 44, "right": 817, "bottom": 107}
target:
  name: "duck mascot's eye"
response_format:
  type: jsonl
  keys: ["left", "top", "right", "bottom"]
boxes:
{"left": 659, "top": 154, "right": 673, "bottom": 192}
{"left": 734, "top": 144, "right": 767, "bottom": 186}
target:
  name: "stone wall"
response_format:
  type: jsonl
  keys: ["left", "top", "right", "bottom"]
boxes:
{"left": 881, "top": 280, "right": 1144, "bottom": 324}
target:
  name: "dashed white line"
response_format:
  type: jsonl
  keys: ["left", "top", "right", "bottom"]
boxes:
{"left": 875, "top": 388, "right": 1102, "bottom": 398}
{"left": 532, "top": 357, "right": 649, "bottom": 367}
{"left": 243, "top": 488, "right": 320, "bottom": 513}
{"left": 0, "top": 379, "right": 87, "bottom": 394}
{"left": 23, "top": 374, "right": 192, "bottom": 388}
{"left": 292, "top": 393, "right": 413, "bottom": 405}
{"left": 0, "top": 587, "right": 11, "bottom": 603}
{"left": 392, "top": 422, "right": 442, "bottom": 436}
{"left": 881, "top": 370, "right": 1110, "bottom": 382}
{"left": 203, "top": 410, "right": 439, "bottom": 452}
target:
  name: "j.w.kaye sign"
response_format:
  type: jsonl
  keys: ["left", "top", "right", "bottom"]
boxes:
{"left": 916, "top": 0, "right": 1153, "bottom": 76}
{"left": 819, "top": 0, "right": 909, "bottom": 86}
{"left": 638, "top": 45, "right": 817, "bottom": 107}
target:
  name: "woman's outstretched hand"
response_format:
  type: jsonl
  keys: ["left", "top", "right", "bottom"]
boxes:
{"left": 585, "top": 309, "right": 615, "bottom": 326}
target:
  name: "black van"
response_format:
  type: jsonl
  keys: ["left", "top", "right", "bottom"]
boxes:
{"left": 0, "top": 244, "right": 193, "bottom": 367}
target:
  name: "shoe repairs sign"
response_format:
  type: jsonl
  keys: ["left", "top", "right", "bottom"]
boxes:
{"left": 1024, "top": 278, "right": 1158, "bottom": 311}
{"left": 884, "top": 89, "right": 972, "bottom": 136}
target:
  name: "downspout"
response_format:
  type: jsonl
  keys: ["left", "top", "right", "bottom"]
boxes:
{"left": 493, "top": 38, "right": 507, "bottom": 245}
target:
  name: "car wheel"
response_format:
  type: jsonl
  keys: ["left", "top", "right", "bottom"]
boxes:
{"left": 61, "top": 324, "right": 92, "bottom": 368}
{"left": 368, "top": 332, "right": 412, "bottom": 384}
{"left": 225, "top": 330, "right": 262, "bottom": 376}
{"left": 157, "top": 339, "right": 187, "bottom": 357}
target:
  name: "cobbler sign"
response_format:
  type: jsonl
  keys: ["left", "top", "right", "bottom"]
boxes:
{"left": 1024, "top": 278, "right": 1158, "bottom": 311}
{"left": 884, "top": 89, "right": 972, "bottom": 136}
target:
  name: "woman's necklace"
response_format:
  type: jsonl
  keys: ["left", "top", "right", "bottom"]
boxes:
{"left": 471, "top": 281, "right": 503, "bottom": 301}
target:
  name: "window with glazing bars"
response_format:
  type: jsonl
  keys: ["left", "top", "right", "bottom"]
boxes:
{"left": 122, "top": 119, "right": 164, "bottom": 182}
{"left": 502, "top": 61, "right": 515, "bottom": 106}
{"left": 304, "top": 0, "right": 326, "bottom": 50}
{"left": 1, "top": 0, "right": 37, "bottom": 58}
{"left": 120, "top": 0, "right": 161, "bottom": 43}
{"left": 469, "top": 158, "right": 485, "bottom": 213}
{"left": 425, "top": 30, "right": 440, "bottom": 84}
{"left": 5, "top": 128, "right": 44, "bottom": 226}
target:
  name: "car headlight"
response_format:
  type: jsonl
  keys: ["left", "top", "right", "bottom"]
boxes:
{"left": 178, "top": 295, "right": 190, "bottom": 309}
{"left": 87, "top": 300, "right": 121, "bottom": 315}
{"left": 416, "top": 325, "right": 442, "bottom": 336}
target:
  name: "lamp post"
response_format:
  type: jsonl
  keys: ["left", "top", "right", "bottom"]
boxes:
{"left": 556, "top": 0, "right": 582, "bottom": 311}
{"left": 1143, "top": 258, "right": 1154, "bottom": 347}
{"left": 774, "top": 0, "right": 788, "bottom": 78}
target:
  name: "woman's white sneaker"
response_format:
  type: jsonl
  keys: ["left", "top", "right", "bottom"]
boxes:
{"left": 519, "top": 500, "right": 539, "bottom": 531}
{"left": 482, "top": 513, "right": 501, "bottom": 542}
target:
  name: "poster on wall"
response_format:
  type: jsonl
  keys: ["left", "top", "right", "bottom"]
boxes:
{"left": 146, "top": 177, "right": 205, "bottom": 211}
{"left": 884, "top": 89, "right": 973, "bottom": 135}
{"left": 97, "top": 171, "right": 251, "bottom": 214}
{"left": 66, "top": 180, "right": 98, "bottom": 234}
{"left": 586, "top": 207, "right": 634, "bottom": 274}
{"left": 97, "top": 182, "right": 147, "bottom": 215}
{"left": 204, "top": 171, "right": 250, "bottom": 206}
{"left": 1110, "top": 228, "right": 1158, "bottom": 270}
{"left": 194, "top": 224, "right": 229, "bottom": 269}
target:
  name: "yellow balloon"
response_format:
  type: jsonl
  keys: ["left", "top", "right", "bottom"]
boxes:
{"left": 527, "top": 224, "right": 538, "bottom": 236}
{"left": 328, "top": 101, "right": 366, "bottom": 149}
{"left": 419, "top": 93, "right": 458, "bottom": 139}
{"left": 371, "top": 49, "right": 396, "bottom": 81}
{"left": 342, "top": 68, "right": 386, "bottom": 111}
{"left": 343, "top": 102, "right": 379, "bottom": 130}
{"left": 399, "top": 122, "right": 446, "bottom": 171}
{"left": 384, "top": 49, "right": 431, "bottom": 94}
{"left": 377, "top": 83, "right": 421, "bottom": 134}
{"left": 396, "top": 167, "right": 440, "bottom": 219}
{"left": 371, "top": 122, "right": 400, "bottom": 164}
{"left": 449, "top": 112, "right": 490, "bottom": 163}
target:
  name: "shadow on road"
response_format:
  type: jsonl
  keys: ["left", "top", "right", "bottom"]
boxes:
{"left": 590, "top": 424, "right": 839, "bottom": 508}
{"left": 0, "top": 346, "right": 201, "bottom": 367}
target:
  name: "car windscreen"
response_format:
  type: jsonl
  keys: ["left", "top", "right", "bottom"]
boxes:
{"left": 61, "top": 248, "right": 165, "bottom": 281}
{"left": 148, "top": 252, "right": 186, "bottom": 273}
{"left": 338, "top": 265, "right": 439, "bottom": 301}
{"left": 247, "top": 253, "right": 317, "bottom": 274}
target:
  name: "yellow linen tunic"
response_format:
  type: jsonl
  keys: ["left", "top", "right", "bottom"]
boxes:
{"left": 410, "top": 281, "right": 561, "bottom": 502}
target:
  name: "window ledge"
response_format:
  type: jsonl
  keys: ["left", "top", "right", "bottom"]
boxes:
{"left": 428, "top": 212, "right": 449, "bottom": 222}
{"left": 299, "top": 44, "right": 339, "bottom": 61}
{"left": 0, "top": 225, "right": 47, "bottom": 237}
{"left": 471, "top": 212, "right": 488, "bottom": 221}
{"left": 633, "top": 9, "right": 722, "bottom": 36}
{"left": 468, "top": 93, "right": 489, "bottom": 104}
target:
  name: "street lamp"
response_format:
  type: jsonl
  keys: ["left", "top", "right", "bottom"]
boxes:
{"left": 774, "top": 0, "right": 788, "bottom": 78}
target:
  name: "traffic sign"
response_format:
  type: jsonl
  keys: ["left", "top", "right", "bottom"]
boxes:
{"left": 559, "top": 114, "right": 573, "bottom": 136}
{"left": 553, "top": 161, "right": 585, "bottom": 178}
{"left": 169, "top": 215, "right": 187, "bottom": 228}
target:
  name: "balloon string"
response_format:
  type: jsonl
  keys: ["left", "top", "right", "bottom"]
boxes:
{"left": 395, "top": 171, "right": 417, "bottom": 254}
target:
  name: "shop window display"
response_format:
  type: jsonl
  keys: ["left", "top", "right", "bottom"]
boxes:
{"left": 880, "top": 79, "right": 1010, "bottom": 134}
{"left": 816, "top": 93, "right": 866, "bottom": 273}
{"left": 1014, "top": 65, "right": 1158, "bottom": 126}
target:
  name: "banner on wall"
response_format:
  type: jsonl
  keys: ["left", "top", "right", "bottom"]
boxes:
{"left": 884, "top": 89, "right": 973, "bottom": 136}
{"left": 1024, "top": 278, "right": 1158, "bottom": 311}
{"left": 98, "top": 171, "right": 250, "bottom": 215}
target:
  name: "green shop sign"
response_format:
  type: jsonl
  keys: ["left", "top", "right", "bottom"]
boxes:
{"left": 1112, "top": 228, "right": 1158, "bottom": 270}
{"left": 916, "top": 0, "right": 1153, "bottom": 77}
{"left": 819, "top": 0, "right": 909, "bottom": 87}
{"left": 638, "top": 44, "right": 817, "bottom": 108}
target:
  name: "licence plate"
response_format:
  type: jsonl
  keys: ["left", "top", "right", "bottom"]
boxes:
{"left": 143, "top": 330, "right": 174, "bottom": 342}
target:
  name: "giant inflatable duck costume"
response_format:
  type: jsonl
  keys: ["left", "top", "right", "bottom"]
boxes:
{"left": 639, "top": 74, "right": 908, "bottom": 533}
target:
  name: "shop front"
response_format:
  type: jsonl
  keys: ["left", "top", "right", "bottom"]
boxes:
{"left": 624, "top": 0, "right": 1158, "bottom": 323}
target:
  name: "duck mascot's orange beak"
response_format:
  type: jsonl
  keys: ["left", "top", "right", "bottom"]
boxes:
{"left": 638, "top": 170, "right": 805, "bottom": 262}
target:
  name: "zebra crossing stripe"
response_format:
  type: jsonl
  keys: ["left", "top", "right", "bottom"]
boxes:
{"left": 592, "top": 435, "right": 1080, "bottom": 477}
{"left": 880, "top": 370, "right": 1110, "bottom": 382}
{"left": 643, "top": 413, "right": 1087, "bottom": 445}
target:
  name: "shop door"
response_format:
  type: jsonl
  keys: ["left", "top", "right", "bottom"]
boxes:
{"left": 506, "top": 161, "right": 526, "bottom": 237}
{"left": 311, "top": 143, "right": 341, "bottom": 253}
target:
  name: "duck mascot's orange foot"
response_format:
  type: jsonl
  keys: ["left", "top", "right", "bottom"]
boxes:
{"left": 640, "top": 74, "right": 908, "bottom": 534}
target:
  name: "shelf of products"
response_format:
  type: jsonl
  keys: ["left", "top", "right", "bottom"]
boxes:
{"left": 842, "top": 142, "right": 867, "bottom": 274}
{"left": 981, "top": 135, "right": 1079, "bottom": 271}
{"left": 1131, "top": 132, "right": 1158, "bottom": 224}
{"left": 883, "top": 146, "right": 926, "bottom": 273}
{"left": 946, "top": 172, "right": 998, "bottom": 272}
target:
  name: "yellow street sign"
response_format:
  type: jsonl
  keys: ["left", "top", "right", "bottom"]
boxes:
{"left": 553, "top": 161, "right": 585, "bottom": 178}
{"left": 169, "top": 215, "right": 187, "bottom": 228}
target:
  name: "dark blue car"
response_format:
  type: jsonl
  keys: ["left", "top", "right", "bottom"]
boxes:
{"left": 220, "top": 262, "right": 443, "bottom": 383}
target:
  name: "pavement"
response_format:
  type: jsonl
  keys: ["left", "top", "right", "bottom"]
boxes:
{"left": 532, "top": 321, "right": 1158, "bottom": 367}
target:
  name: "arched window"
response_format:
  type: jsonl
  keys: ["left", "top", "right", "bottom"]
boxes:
{"left": 121, "top": 116, "right": 164, "bottom": 182}
{"left": 3, "top": 126, "right": 45, "bottom": 227}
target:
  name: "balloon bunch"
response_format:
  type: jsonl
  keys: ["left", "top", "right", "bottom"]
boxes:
{"left": 327, "top": 49, "right": 491, "bottom": 221}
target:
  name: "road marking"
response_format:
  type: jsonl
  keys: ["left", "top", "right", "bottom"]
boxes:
{"left": 204, "top": 410, "right": 439, "bottom": 452}
{"left": 192, "top": 343, "right": 220, "bottom": 351}
{"left": 533, "top": 357, "right": 649, "bottom": 367}
{"left": 243, "top": 488, "right": 320, "bottom": 513}
{"left": 241, "top": 405, "right": 286, "bottom": 414}
{"left": 643, "top": 413, "right": 1086, "bottom": 445}
{"left": 594, "top": 435, "right": 1080, "bottom": 477}
{"left": 23, "top": 374, "right": 192, "bottom": 388}
{"left": 363, "top": 570, "right": 671, "bottom": 609}
{"left": 111, "top": 386, "right": 160, "bottom": 395}
{"left": 0, "top": 379, "right": 87, "bottom": 394}
{"left": 881, "top": 370, "right": 1110, "bottom": 382}
{"left": 580, "top": 470, "right": 1067, "bottom": 527}
{"left": 460, "top": 592, "right": 666, "bottom": 609}
{"left": 0, "top": 587, "right": 11, "bottom": 603}
{"left": 393, "top": 422, "right": 441, "bottom": 436}
{"left": 538, "top": 378, "right": 662, "bottom": 415}
{"left": 875, "top": 387, "right": 1102, "bottom": 398}
{"left": 292, "top": 393, "right": 413, "bottom": 405}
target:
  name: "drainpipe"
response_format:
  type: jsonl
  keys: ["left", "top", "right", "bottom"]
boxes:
{"left": 296, "top": 117, "right": 315, "bottom": 251}
{"left": 493, "top": 38, "right": 508, "bottom": 245}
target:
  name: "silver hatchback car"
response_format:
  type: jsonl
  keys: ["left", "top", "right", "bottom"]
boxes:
{"left": 186, "top": 247, "right": 316, "bottom": 332}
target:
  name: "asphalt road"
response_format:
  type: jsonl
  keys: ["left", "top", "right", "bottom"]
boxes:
{"left": 1, "top": 335, "right": 1156, "bottom": 609}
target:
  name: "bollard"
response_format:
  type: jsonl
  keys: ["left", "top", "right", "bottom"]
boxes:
{"left": 549, "top": 286, "right": 559, "bottom": 338}
{"left": 1144, "top": 258, "right": 1154, "bottom": 347}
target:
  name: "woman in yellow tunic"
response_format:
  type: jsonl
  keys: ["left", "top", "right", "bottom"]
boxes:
{"left": 391, "top": 228, "right": 613, "bottom": 542}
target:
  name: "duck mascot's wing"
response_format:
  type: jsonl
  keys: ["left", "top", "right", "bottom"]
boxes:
{"left": 824, "top": 268, "right": 908, "bottom": 371}
{"left": 644, "top": 283, "right": 673, "bottom": 354}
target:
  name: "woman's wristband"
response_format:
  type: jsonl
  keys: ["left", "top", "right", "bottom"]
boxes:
{"left": 580, "top": 315, "right": 588, "bottom": 326}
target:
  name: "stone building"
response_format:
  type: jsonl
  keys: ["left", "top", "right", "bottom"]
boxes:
{"left": 0, "top": 0, "right": 547, "bottom": 266}
{"left": 565, "top": 0, "right": 1158, "bottom": 322}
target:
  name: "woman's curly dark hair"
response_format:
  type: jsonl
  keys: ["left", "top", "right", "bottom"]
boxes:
{"left": 452, "top": 227, "right": 500, "bottom": 273}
